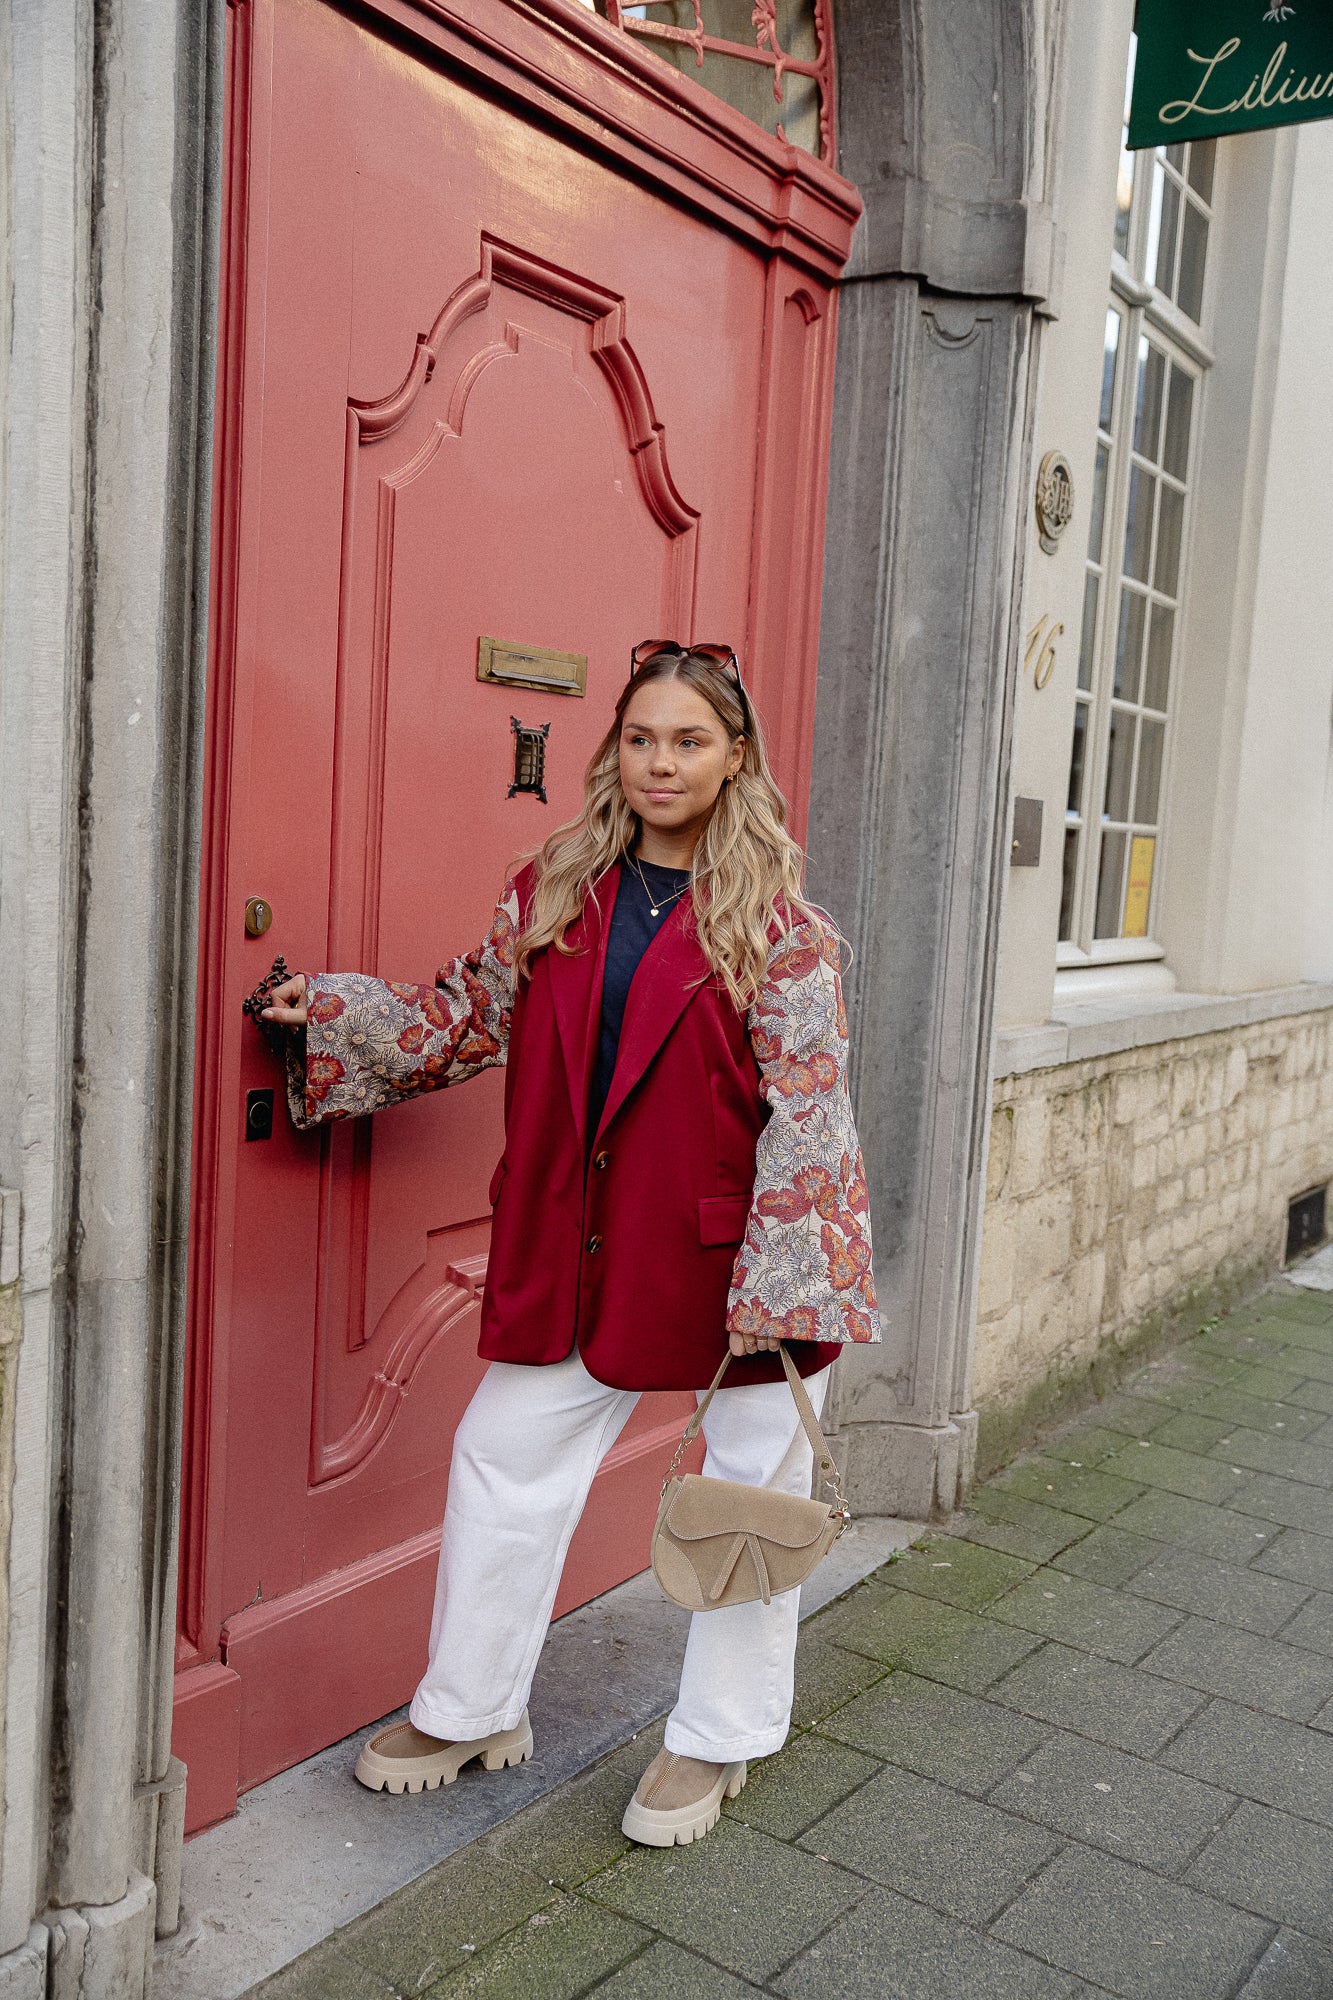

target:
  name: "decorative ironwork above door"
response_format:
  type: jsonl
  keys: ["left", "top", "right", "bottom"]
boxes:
{"left": 592, "top": 0, "right": 835, "bottom": 163}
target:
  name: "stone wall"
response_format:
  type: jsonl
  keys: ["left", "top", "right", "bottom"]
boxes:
{"left": 975, "top": 1005, "right": 1333, "bottom": 1465}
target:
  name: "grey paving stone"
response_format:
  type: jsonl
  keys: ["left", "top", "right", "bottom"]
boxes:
{"left": 1151, "top": 1412, "right": 1236, "bottom": 1455}
{"left": 773, "top": 1886, "right": 1079, "bottom": 2000}
{"left": 1186, "top": 1797, "right": 1333, "bottom": 1941}
{"left": 992, "top": 1459, "right": 1145, "bottom": 1522}
{"left": 1123, "top": 1545, "right": 1311, "bottom": 1635}
{"left": 1099, "top": 1441, "right": 1250, "bottom": 1506}
{"left": 1112, "top": 1487, "right": 1283, "bottom": 1564}
{"left": 1255, "top": 1344, "right": 1333, "bottom": 1386}
{"left": 797, "top": 1761, "right": 1060, "bottom": 1923}
{"left": 1039, "top": 1423, "right": 1131, "bottom": 1467}
{"left": 251, "top": 1948, "right": 398, "bottom": 2000}
{"left": 1261, "top": 1316, "right": 1333, "bottom": 1358}
{"left": 1191, "top": 1324, "right": 1294, "bottom": 1363}
{"left": 817, "top": 1669, "right": 1051, "bottom": 1795}
{"left": 1286, "top": 1378, "right": 1333, "bottom": 1416}
{"left": 1138, "top": 1615, "right": 1333, "bottom": 1723}
{"left": 885, "top": 1535, "right": 1036, "bottom": 1609}
{"left": 1230, "top": 1364, "right": 1315, "bottom": 1404}
{"left": 825, "top": 1585, "right": 1044, "bottom": 1692}
{"left": 987, "top": 1569, "right": 1182, "bottom": 1663}
{"left": 723, "top": 1729, "right": 881, "bottom": 1842}
{"left": 586, "top": 1818, "right": 861, "bottom": 1984}
{"left": 1092, "top": 1392, "right": 1178, "bottom": 1439}
{"left": 1238, "top": 1929, "right": 1333, "bottom": 1999}
{"left": 1050, "top": 1524, "right": 1160, "bottom": 1588}
{"left": 485, "top": 1728, "right": 656, "bottom": 1888}
{"left": 588, "top": 1940, "right": 762, "bottom": 1999}
{"left": 424, "top": 1895, "right": 648, "bottom": 1999}
{"left": 1193, "top": 1387, "right": 1330, "bottom": 1439}
{"left": 955, "top": 1492, "right": 1093, "bottom": 1564}
{"left": 1255, "top": 1528, "right": 1333, "bottom": 1593}
{"left": 989, "top": 1727, "right": 1232, "bottom": 1873}
{"left": 1277, "top": 1590, "right": 1333, "bottom": 1659}
{"left": 1159, "top": 1697, "right": 1333, "bottom": 1826}
{"left": 1313, "top": 1694, "right": 1333, "bottom": 1733}
{"left": 340, "top": 1847, "right": 560, "bottom": 1993}
{"left": 1231, "top": 1473, "right": 1333, "bottom": 1537}
{"left": 992, "top": 1842, "right": 1273, "bottom": 2000}
{"left": 790, "top": 1623, "right": 889, "bottom": 1730}
{"left": 1211, "top": 1430, "right": 1333, "bottom": 1488}
{"left": 987, "top": 1641, "right": 1204, "bottom": 1755}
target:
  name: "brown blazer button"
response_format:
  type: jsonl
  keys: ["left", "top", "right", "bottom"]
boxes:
{"left": 593, "top": 1151, "right": 610, "bottom": 1171}
{"left": 586, "top": 1234, "right": 602, "bottom": 1254}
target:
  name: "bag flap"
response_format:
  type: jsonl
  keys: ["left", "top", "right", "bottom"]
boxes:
{"left": 662, "top": 1474, "right": 831, "bottom": 1549}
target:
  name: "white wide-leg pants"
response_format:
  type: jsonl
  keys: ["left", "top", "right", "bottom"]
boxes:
{"left": 408, "top": 1346, "right": 832, "bottom": 1763}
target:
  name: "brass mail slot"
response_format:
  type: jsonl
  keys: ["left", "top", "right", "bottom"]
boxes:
{"left": 477, "top": 635, "right": 587, "bottom": 696}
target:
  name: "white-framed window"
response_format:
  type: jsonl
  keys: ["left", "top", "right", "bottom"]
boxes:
{"left": 1059, "top": 36, "right": 1217, "bottom": 965}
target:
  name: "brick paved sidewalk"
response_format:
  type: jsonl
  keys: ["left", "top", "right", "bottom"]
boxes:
{"left": 250, "top": 1280, "right": 1333, "bottom": 2000}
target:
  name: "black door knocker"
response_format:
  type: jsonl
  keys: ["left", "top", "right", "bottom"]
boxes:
{"left": 509, "top": 717, "right": 549, "bottom": 803}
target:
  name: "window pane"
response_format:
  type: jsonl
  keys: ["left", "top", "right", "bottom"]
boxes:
{"left": 1163, "top": 366, "right": 1194, "bottom": 482}
{"left": 1095, "top": 829, "right": 1127, "bottom": 939}
{"left": 1187, "top": 138, "right": 1216, "bottom": 202}
{"left": 1088, "top": 442, "right": 1110, "bottom": 561}
{"left": 1123, "top": 465, "right": 1156, "bottom": 582}
{"left": 1151, "top": 171, "right": 1181, "bottom": 296}
{"left": 1165, "top": 142, "right": 1187, "bottom": 173}
{"left": 1144, "top": 602, "right": 1174, "bottom": 710}
{"left": 1114, "top": 588, "right": 1146, "bottom": 701}
{"left": 1123, "top": 834, "right": 1156, "bottom": 938}
{"left": 1134, "top": 339, "right": 1165, "bottom": 461}
{"left": 1135, "top": 717, "right": 1165, "bottom": 822}
{"left": 1068, "top": 702, "right": 1088, "bottom": 814}
{"left": 1059, "top": 827, "right": 1080, "bottom": 942}
{"left": 1100, "top": 311, "right": 1121, "bottom": 431}
{"left": 1155, "top": 482, "right": 1185, "bottom": 595}
{"left": 1178, "top": 202, "right": 1208, "bottom": 322}
{"left": 1104, "top": 709, "right": 1134, "bottom": 821}
{"left": 1078, "top": 573, "right": 1099, "bottom": 692}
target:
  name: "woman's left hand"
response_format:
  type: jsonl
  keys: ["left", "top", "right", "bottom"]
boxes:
{"left": 729, "top": 1329, "right": 780, "bottom": 1356}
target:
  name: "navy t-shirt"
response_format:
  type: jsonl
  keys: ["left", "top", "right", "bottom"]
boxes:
{"left": 587, "top": 856, "right": 691, "bottom": 1145}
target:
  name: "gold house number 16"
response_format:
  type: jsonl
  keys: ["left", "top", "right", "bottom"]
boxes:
{"left": 1024, "top": 612, "right": 1062, "bottom": 691}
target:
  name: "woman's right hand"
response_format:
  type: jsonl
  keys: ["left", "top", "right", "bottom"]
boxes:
{"left": 261, "top": 973, "right": 309, "bottom": 1028}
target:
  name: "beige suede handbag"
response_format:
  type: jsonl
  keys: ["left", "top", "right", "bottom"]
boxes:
{"left": 650, "top": 1346, "right": 851, "bottom": 1612}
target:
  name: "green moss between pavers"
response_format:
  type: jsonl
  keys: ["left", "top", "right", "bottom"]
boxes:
{"left": 974, "top": 1252, "right": 1272, "bottom": 1484}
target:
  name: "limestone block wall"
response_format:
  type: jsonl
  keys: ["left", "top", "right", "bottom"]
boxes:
{"left": 976, "top": 1006, "right": 1333, "bottom": 1458}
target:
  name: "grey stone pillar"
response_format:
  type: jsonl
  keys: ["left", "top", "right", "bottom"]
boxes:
{"left": 0, "top": 0, "right": 221, "bottom": 1988}
{"left": 810, "top": 0, "right": 1067, "bottom": 1518}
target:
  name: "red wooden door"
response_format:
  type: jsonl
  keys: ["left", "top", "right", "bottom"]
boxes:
{"left": 175, "top": 0, "right": 857, "bottom": 1832}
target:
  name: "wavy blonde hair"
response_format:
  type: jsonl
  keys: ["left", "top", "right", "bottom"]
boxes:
{"left": 514, "top": 649, "right": 822, "bottom": 1010}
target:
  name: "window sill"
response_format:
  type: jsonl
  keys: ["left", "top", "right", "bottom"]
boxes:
{"left": 1053, "top": 958, "right": 1177, "bottom": 1005}
{"left": 993, "top": 981, "right": 1333, "bottom": 1080}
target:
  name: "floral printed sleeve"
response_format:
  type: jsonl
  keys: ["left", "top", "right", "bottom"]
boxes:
{"left": 284, "top": 879, "right": 520, "bottom": 1131}
{"left": 727, "top": 917, "right": 881, "bottom": 1345}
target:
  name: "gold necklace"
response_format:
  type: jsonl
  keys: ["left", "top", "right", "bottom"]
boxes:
{"left": 630, "top": 851, "right": 690, "bottom": 919}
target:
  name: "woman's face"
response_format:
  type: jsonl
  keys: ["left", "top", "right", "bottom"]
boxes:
{"left": 618, "top": 677, "right": 744, "bottom": 846}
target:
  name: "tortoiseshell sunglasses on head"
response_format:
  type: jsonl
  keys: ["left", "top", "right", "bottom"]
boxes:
{"left": 629, "top": 639, "right": 752, "bottom": 735}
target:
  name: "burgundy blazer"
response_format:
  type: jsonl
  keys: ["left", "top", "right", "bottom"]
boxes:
{"left": 289, "top": 863, "right": 877, "bottom": 1390}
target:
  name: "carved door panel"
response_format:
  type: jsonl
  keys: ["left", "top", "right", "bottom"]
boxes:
{"left": 176, "top": 0, "right": 854, "bottom": 1831}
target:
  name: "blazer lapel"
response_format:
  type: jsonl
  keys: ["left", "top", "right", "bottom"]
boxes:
{"left": 547, "top": 866, "right": 620, "bottom": 1151}
{"left": 593, "top": 897, "right": 713, "bottom": 1145}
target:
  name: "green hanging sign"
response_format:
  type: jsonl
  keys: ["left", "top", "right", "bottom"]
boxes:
{"left": 1129, "top": 0, "right": 1333, "bottom": 150}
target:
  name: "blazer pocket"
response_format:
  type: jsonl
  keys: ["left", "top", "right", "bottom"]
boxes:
{"left": 697, "top": 1195, "right": 750, "bottom": 1247}
{"left": 488, "top": 1158, "right": 507, "bottom": 1207}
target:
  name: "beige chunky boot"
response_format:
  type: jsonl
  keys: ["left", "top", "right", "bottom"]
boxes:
{"left": 621, "top": 1747, "right": 747, "bottom": 1847}
{"left": 354, "top": 1712, "right": 533, "bottom": 1795}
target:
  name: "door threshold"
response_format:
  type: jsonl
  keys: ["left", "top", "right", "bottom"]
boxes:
{"left": 153, "top": 1518, "right": 920, "bottom": 2000}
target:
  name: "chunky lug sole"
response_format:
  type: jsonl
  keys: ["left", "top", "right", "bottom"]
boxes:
{"left": 354, "top": 1714, "right": 533, "bottom": 1796}
{"left": 621, "top": 1760, "right": 747, "bottom": 1847}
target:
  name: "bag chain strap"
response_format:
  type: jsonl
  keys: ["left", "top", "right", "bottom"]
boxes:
{"left": 659, "top": 1348, "right": 852, "bottom": 1536}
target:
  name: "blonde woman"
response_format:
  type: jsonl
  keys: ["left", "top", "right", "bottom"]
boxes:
{"left": 263, "top": 641, "right": 880, "bottom": 1847}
